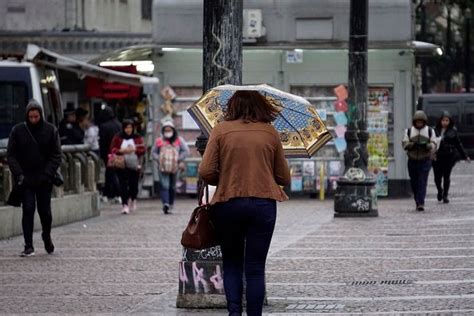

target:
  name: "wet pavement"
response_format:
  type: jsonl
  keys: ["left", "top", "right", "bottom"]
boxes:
{"left": 0, "top": 161, "right": 473, "bottom": 315}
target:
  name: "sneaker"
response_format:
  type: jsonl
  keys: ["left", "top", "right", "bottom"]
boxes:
{"left": 121, "top": 205, "right": 130, "bottom": 214}
{"left": 42, "top": 233, "right": 55, "bottom": 254}
{"left": 100, "top": 196, "right": 109, "bottom": 203}
{"left": 163, "top": 203, "right": 170, "bottom": 214}
{"left": 417, "top": 204, "right": 425, "bottom": 211}
{"left": 20, "top": 246, "right": 35, "bottom": 257}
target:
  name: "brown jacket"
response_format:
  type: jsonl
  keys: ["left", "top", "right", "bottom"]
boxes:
{"left": 199, "top": 120, "right": 291, "bottom": 204}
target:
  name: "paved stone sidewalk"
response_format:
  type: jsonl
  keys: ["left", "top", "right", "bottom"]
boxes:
{"left": 0, "top": 162, "right": 473, "bottom": 315}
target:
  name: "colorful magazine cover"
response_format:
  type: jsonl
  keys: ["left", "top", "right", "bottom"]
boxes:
{"left": 291, "top": 176, "right": 303, "bottom": 192}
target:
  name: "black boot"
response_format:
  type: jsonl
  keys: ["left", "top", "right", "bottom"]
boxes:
{"left": 443, "top": 178, "right": 450, "bottom": 204}
{"left": 42, "top": 233, "right": 55, "bottom": 254}
{"left": 437, "top": 190, "right": 443, "bottom": 202}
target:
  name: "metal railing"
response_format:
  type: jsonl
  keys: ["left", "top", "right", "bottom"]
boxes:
{"left": 0, "top": 145, "right": 103, "bottom": 205}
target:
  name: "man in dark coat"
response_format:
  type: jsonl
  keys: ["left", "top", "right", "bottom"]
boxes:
{"left": 58, "top": 109, "right": 84, "bottom": 145}
{"left": 98, "top": 106, "right": 122, "bottom": 200}
{"left": 7, "top": 100, "right": 62, "bottom": 257}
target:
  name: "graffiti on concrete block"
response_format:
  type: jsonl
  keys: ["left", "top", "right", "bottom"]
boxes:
{"left": 182, "top": 246, "right": 222, "bottom": 261}
{"left": 351, "top": 198, "right": 370, "bottom": 211}
{"left": 179, "top": 261, "right": 224, "bottom": 295}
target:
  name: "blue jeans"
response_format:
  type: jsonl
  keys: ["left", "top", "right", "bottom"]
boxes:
{"left": 213, "top": 197, "right": 277, "bottom": 316}
{"left": 408, "top": 159, "right": 432, "bottom": 205}
{"left": 159, "top": 171, "right": 176, "bottom": 205}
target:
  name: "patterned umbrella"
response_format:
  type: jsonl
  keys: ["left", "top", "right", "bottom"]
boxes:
{"left": 188, "top": 84, "right": 332, "bottom": 158}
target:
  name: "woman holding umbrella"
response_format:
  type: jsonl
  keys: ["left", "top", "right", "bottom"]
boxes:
{"left": 199, "top": 91, "right": 291, "bottom": 316}
{"left": 433, "top": 111, "right": 470, "bottom": 203}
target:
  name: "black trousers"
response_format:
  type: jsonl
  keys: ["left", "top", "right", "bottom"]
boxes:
{"left": 432, "top": 157, "right": 456, "bottom": 197}
{"left": 116, "top": 168, "right": 140, "bottom": 205}
{"left": 21, "top": 184, "right": 53, "bottom": 247}
{"left": 103, "top": 167, "right": 121, "bottom": 199}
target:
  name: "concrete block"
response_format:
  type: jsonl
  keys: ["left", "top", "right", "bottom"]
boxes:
{"left": 0, "top": 192, "right": 99, "bottom": 240}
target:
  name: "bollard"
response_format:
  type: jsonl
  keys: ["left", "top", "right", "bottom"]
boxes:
{"left": 319, "top": 163, "right": 325, "bottom": 201}
{"left": 73, "top": 161, "right": 84, "bottom": 194}
{"left": 85, "top": 158, "right": 96, "bottom": 192}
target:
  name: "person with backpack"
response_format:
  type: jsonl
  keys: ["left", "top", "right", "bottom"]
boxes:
{"left": 153, "top": 121, "right": 189, "bottom": 214}
{"left": 402, "top": 110, "right": 439, "bottom": 211}
{"left": 432, "top": 111, "right": 470, "bottom": 204}
{"left": 110, "top": 120, "right": 146, "bottom": 214}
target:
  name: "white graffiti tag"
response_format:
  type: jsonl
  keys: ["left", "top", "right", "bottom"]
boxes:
{"left": 351, "top": 199, "right": 370, "bottom": 211}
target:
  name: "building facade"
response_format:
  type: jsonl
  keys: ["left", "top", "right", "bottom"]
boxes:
{"left": 151, "top": 0, "right": 417, "bottom": 197}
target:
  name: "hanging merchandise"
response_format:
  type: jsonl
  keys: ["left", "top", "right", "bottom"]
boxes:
{"left": 334, "top": 137, "right": 347, "bottom": 153}
{"left": 335, "top": 125, "right": 347, "bottom": 138}
{"left": 334, "top": 100, "right": 348, "bottom": 112}
{"left": 334, "top": 85, "right": 348, "bottom": 101}
{"left": 334, "top": 112, "right": 348, "bottom": 126}
{"left": 367, "top": 88, "right": 392, "bottom": 196}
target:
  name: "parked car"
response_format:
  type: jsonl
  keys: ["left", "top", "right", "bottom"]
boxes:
{"left": 0, "top": 57, "right": 63, "bottom": 148}
{"left": 417, "top": 93, "right": 474, "bottom": 158}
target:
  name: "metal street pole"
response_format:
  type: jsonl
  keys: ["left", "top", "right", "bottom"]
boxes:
{"left": 446, "top": 6, "right": 452, "bottom": 92}
{"left": 176, "top": 0, "right": 243, "bottom": 308}
{"left": 334, "top": 0, "right": 378, "bottom": 217}
{"left": 465, "top": 8, "right": 471, "bottom": 93}
{"left": 420, "top": 3, "right": 428, "bottom": 93}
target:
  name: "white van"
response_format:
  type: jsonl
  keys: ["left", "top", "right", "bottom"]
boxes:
{"left": 0, "top": 58, "right": 63, "bottom": 147}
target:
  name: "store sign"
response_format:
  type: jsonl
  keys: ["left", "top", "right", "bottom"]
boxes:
{"left": 286, "top": 50, "right": 303, "bottom": 63}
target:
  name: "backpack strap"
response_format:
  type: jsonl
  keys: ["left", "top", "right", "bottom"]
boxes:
{"left": 407, "top": 126, "right": 432, "bottom": 139}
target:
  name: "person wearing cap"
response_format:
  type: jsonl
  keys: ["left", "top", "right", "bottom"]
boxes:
{"left": 7, "top": 100, "right": 62, "bottom": 257}
{"left": 58, "top": 108, "right": 84, "bottom": 145}
{"left": 152, "top": 121, "right": 189, "bottom": 214}
{"left": 402, "top": 110, "right": 439, "bottom": 211}
{"left": 432, "top": 111, "right": 470, "bottom": 203}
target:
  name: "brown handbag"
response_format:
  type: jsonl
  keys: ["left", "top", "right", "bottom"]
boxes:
{"left": 181, "top": 184, "right": 218, "bottom": 250}
{"left": 107, "top": 153, "right": 126, "bottom": 169}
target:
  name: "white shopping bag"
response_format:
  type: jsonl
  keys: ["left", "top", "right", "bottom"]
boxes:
{"left": 201, "top": 185, "right": 217, "bottom": 205}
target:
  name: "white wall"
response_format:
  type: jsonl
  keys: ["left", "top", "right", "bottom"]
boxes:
{"left": 0, "top": 0, "right": 151, "bottom": 33}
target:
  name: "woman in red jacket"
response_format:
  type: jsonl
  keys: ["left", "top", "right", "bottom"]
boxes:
{"left": 110, "top": 119, "right": 145, "bottom": 214}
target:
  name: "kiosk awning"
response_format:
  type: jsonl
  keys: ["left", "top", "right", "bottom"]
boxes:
{"left": 25, "top": 44, "right": 159, "bottom": 88}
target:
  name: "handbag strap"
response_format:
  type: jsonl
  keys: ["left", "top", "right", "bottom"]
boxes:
{"left": 198, "top": 180, "right": 209, "bottom": 206}
{"left": 23, "top": 122, "right": 39, "bottom": 146}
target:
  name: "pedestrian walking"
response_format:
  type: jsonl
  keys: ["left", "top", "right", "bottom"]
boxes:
{"left": 7, "top": 100, "right": 62, "bottom": 257}
{"left": 402, "top": 110, "right": 438, "bottom": 211}
{"left": 110, "top": 119, "right": 145, "bottom": 214}
{"left": 98, "top": 106, "right": 122, "bottom": 202}
{"left": 82, "top": 116, "right": 100, "bottom": 156}
{"left": 58, "top": 109, "right": 84, "bottom": 145}
{"left": 199, "top": 91, "right": 291, "bottom": 316}
{"left": 432, "top": 111, "right": 470, "bottom": 203}
{"left": 153, "top": 121, "right": 189, "bottom": 214}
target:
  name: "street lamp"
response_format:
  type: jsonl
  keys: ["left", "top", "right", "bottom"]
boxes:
{"left": 334, "top": 0, "right": 378, "bottom": 217}
{"left": 465, "top": 8, "right": 471, "bottom": 92}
